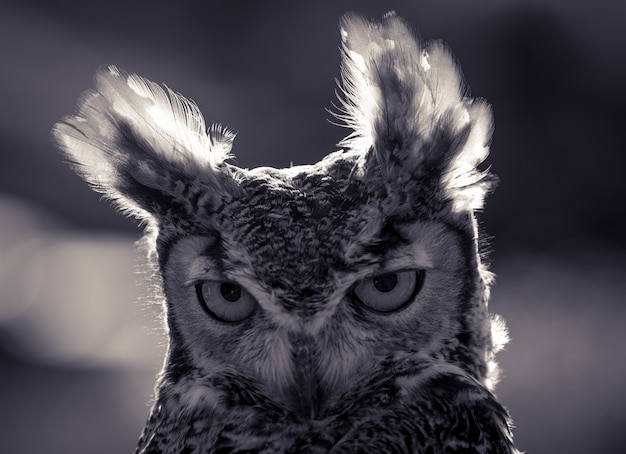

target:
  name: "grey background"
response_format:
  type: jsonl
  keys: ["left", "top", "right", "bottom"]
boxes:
{"left": 1, "top": 0, "right": 624, "bottom": 453}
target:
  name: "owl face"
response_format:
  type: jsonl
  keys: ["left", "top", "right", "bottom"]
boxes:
{"left": 52, "top": 12, "right": 515, "bottom": 450}
{"left": 155, "top": 148, "right": 482, "bottom": 417}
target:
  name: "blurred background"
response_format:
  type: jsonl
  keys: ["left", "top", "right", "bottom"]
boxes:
{"left": 1, "top": 0, "right": 625, "bottom": 452}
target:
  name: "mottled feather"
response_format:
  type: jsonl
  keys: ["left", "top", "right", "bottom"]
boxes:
{"left": 53, "top": 11, "right": 519, "bottom": 454}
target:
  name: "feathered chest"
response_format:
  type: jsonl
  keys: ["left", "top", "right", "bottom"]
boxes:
{"left": 137, "top": 356, "right": 517, "bottom": 453}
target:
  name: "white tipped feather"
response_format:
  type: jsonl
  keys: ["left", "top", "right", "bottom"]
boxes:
{"left": 337, "top": 12, "right": 444, "bottom": 151}
{"left": 336, "top": 12, "right": 494, "bottom": 212}
{"left": 120, "top": 68, "right": 233, "bottom": 167}
{"left": 54, "top": 65, "right": 233, "bottom": 172}
{"left": 52, "top": 65, "right": 235, "bottom": 218}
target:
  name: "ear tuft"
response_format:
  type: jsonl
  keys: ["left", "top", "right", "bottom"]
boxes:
{"left": 52, "top": 65, "right": 235, "bottom": 220}
{"left": 335, "top": 13, "right": 495, "bottom": 213}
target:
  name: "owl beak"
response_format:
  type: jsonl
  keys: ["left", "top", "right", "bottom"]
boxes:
{"left": 289, "top": 333, "right": 320, "bottom": 419}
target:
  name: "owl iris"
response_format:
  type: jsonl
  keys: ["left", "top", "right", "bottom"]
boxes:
{"left": 352, "top": 270, "right": 425, "bottom": 313}
{"left": 195, "top": 281, "right": 257, "bottom": 322}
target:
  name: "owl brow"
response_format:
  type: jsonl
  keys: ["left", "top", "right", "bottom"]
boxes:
{"left": 362, "top": 217, "right": 412, "bottom": 257}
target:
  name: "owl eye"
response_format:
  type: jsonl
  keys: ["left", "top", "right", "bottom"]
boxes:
{"left": 352, "top": 270, "right": 425, "bottom": 313}
{"left": 195, "top": 281, "right": 257, "bottom": 323}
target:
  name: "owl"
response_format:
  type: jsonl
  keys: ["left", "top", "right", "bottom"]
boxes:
{"left": 52, "top": 12, "right": 519, "bottom": 454}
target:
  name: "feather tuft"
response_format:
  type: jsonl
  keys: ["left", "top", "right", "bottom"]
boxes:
{"left": 52, "top": 65, "right": 235, "bottom": 219}
{"left": 335, "top": 12, "right": 495, "bottom": 213}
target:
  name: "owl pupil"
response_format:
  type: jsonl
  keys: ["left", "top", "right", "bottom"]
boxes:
{"left": 373, "top": 274, "right": 398, "bottom": 292}
{"left": 220, "top": 283, "right": 242, "bottom": 302}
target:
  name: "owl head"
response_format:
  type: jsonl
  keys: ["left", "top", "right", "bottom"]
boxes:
{"left": 52, "top": 12, "right": 507, "bottom": 418}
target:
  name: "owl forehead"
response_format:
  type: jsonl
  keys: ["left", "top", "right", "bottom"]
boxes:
{"left": 158, "top": 152, "right": 462, "bottom": 305}
{"left": 214, "top": 169, "right": 373, "bottom": 301}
